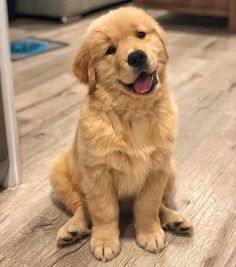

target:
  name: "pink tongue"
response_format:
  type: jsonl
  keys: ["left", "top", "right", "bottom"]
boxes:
{"left": 133, "top": 72, "right": 153, "bottom": 94}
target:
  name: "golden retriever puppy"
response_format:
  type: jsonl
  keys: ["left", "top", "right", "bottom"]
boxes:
{"left": 49, "top": 7, "right": 193, "bottom": 262}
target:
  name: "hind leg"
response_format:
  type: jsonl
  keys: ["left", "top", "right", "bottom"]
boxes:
{"left": 57, "top": 208, "right": 91, "bottom": 246}
{"left": 162, "top": 160, "right": 176, "bottom": 207}
{"left": 160, "top": 204, "right": 193, "bottom": 235}
{"left": 160, "top": 160, "right": 193, "bottom": 235}
{"left": 49, "top": 151, "right": 90, "bottom": 246}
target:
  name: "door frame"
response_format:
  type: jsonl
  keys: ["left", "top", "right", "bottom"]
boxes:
{"left": 0, "top": 0, "right": 21, "bottom": 187}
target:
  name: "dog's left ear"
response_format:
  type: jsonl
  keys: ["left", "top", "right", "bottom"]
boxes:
{"left": 154, "top": 22, "right": 169, "bottom": 63}
{"left": 73, "top": 39, "right": 96, "bottom": 92}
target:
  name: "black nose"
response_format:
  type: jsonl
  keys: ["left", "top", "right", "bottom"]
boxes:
{"left": 128, "top": 50, "right": 147, "bottom": 68}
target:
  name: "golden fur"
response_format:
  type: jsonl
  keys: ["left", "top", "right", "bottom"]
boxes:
{"left": 49, "top": 7, "right": 193, "bottom": 262}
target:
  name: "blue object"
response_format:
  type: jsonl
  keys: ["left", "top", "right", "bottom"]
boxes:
{"left": 11, "top": 40, "right": 46, "bottom": 54}
{"left": 10, "top": 37, "right": 68, "bottom": 61}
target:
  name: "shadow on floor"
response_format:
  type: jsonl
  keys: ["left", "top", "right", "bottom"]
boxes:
{"left": 51, "top": 191, "right": 135, "bottom": 239}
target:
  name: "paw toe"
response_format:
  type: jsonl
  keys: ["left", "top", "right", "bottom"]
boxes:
{"left": 137, "top": 229, "right": 165, "bottom": 253}
{"left": 179, "top": 226, "right": 190, "bottom": 232}
{"left": 173, "top": 221, "right": 182, "bottom": 227}
{"left": 90, "top": 237, "right": 120, "bottom": 262}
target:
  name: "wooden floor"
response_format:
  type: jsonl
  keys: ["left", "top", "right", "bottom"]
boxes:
{"left": 1, "top": 5, "right": 236, "bottom": 267}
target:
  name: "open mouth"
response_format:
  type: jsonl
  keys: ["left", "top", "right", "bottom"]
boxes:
{"left": 121, "top": 71, "right": 158, "bottom": 95}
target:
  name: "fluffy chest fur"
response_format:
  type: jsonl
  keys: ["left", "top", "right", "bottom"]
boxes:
{"left": 78, "top": 94, "right": 177, "bottom": 199}
{"left": 114, "top": 116, "right": 157, "bottom": 198}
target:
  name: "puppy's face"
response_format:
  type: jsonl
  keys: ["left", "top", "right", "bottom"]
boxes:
{"left": 74, "top": 7, "right": 168, "bottom": 97}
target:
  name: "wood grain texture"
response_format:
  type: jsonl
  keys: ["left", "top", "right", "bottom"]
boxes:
{"left": 0, "top": 5, "right": 236, "bottom": 267}
{"left": 135, "top": 0, "right": 236, "bottom": 32}
{"left": 229, "top": 0, "right": 236, "bottom": 32}
{"left": 134, "top": 0, "right": 229, "bottom": 17}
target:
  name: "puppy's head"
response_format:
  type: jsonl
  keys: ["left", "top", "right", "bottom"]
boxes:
{"left": 73, "top": 7, "right": 168, "bottom": 97}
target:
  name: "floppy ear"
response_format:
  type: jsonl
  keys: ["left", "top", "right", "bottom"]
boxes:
{"left": 73, "top": 40, "right": 96, "bottom": 92}
{"left": 154, "top": 22, "right": 169, "bottom": 63}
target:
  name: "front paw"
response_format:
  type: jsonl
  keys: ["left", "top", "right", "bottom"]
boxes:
{"left": 90, "top": 235, "right": 121, "bottom": 262}
{"left": 136, "top": 227, "right": 165, "bottom": 253}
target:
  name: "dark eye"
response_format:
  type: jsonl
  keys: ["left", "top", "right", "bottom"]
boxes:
{"left": 136, "top": 31, "right": 146, "bottom": 39}
{"left": 106, "top": 46, "right": 116, "bottom": 55}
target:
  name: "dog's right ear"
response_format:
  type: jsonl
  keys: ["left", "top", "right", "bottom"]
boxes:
{"left": 150, "top": 17, "right": 169, "bottom": 63}
{"left": 155, "top": 24, "right": 169, "bottom": 63}
{"left": 73, "top": 40, "right": 96, "bottom": 91}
